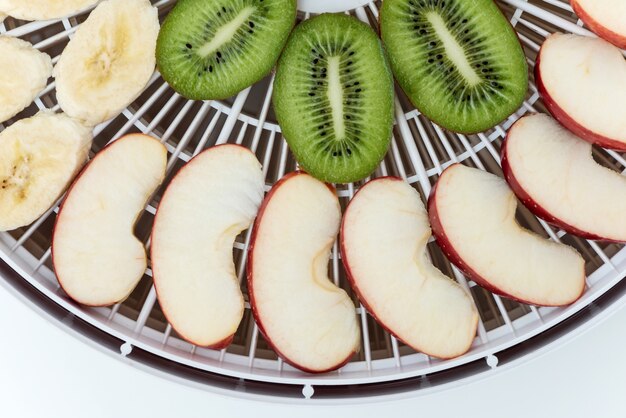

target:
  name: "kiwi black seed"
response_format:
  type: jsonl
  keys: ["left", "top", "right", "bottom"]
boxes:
{"left": 380, "top": 0, "right": 528, "bottom": 134}
{"left": 157, "top": 0, "right": 296, "bottom": 100}
{"left": 273, "top": 14, "right": 394, "bottom": 184}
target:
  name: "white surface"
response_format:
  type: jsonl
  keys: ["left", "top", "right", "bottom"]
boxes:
{"left": 296, "top": 0, "right": 370, "bottom": 13}
{"left": 0, "top": 284, "right": 625, "bottom": 417}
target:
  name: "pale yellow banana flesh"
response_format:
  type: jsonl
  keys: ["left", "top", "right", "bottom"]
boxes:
{"left": 0, "top": 112, "right": 92, "bottom": 231}
{"left": 0, "top": 36, "right": 52, "bottom": 124}
{"left": 54, "top": 0, "right": 159, "bottom": 126}
{"left": 0, "top": 0, "right": 98, "bottom": 21}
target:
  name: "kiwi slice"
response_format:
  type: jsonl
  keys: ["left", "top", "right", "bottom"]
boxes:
{"left": 380, "top": 0, "right": 528, "bottom": 134}
{"left": 273, "top": 14, "right": 394, "bottom": 184}
{"left": 157, "top": 0, "right": 296, "bottom": 100}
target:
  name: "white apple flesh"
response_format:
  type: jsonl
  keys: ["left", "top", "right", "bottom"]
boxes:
{"left": 428, "top": 164, "right": 585, "bottom": 306}
{"left": 571, "top": 0, "right": 626, "bottom": 49}
{"left": 503, "top": 114, "right": 626, "bottom": 242}
{"left": 536, "top": 33, "right": 626, "bottom": 150}
{"left": 341, "top": 177, "right": 478, "bottom": 359}
{"left": 248, "top": 172, "right": 360, "bottom": 373}
{"left": 151, "top": 145, "right": 265, "bottom": 349}
{"left": 53, "top": 134, "right": 166, "bottom": 306}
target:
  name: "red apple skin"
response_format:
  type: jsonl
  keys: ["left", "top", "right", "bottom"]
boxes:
{"left": 535, "top": 49, "right": 626, "bottom": 151}
{"left": 340, "top": 176, "right": 474, "bottom": 360}
{"left": 427, "top": 164, "right": 584, "bottom": 307}
{"left": 247, "top": 171, "right": 356, "bottom": 374}
{"left": 53, "top": 157, "right": 101, "bottom": 306}
{"left": 571, "top": 0, "right": 626, "bottom": 50}
{"left": 501, "top": 122, "right": 621, "bottom": 243}
{"left": 151, "top": 143, "right": 254, "bottom": 350}
{"left": 53, "top": 134, "right": 158, "bottom": 308}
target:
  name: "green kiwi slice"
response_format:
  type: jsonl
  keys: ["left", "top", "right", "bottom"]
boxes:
{"left": 380, "top": 0, "right": 528, "bottom": 134}
{"left": 157, "top": 0, "right": 296, "bottom": 100}
{"left": 273, "top": 14, "right": 394, "bottom": 184}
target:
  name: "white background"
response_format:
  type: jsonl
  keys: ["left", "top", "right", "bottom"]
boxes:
{"left": 0, "top": 284, "right": 624, "bottom": 418}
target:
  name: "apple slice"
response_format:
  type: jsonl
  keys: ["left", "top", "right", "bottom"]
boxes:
{"left": 248, "top": 172, "right": 360, "bottom": 373}
{"left": 341, "top": 178, "right": 478, "bottom": 359}
{"left": 536, "top": 33, "right": 626, "bottom": 150}
{"left": 428, "top": 164, "right": 585, "bottom": 306}
{"left": 53, "top": 134, "right": 167, "bottom": 306}
{"left": 571, "top": 0, "right": 626, "bottom": 49}
{"left": 151, "top": 145, "right": 265, "bottom": 348}
{"left": 503, "top": 114, "right": 626, "bottom": 242}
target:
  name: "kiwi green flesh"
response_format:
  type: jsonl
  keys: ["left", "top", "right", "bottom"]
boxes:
{"left": 273, "top": 14, "right": 394, "bottom": 184}
{"left": 157, "top": 0, "right": 296, "bottom": 100}
{"left": 381, "top": 0, "right": 528, "bottom": 134}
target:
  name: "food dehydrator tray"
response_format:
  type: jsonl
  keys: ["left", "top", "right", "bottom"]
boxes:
{"left": 1, "top": 0, "right": 625, "bottom": 401}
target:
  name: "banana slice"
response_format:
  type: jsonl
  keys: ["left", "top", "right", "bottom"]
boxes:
{"left": 0, "top": 0, "right": 98, "bottom": 21}
{"left": 0, "top": 111, "right": 92, "bottom": 231}
{"left": 54, "top": 0, "right": 159, "bottom": 126}
{"left": 0, "top": 36, "right": 52, "bottom": 124}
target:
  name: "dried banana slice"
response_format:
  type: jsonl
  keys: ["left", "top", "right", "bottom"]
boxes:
{"left": 0, "top": 111, "right": 92, "bottom": 231}
{"left": 0, "top": 36, "right": 52, "bottom": 124}
{"left": 0, "top": 0, "right": 98, "bottom": 21}
{"left": 54, "top": 0, "right": 159, "bottom": 126}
